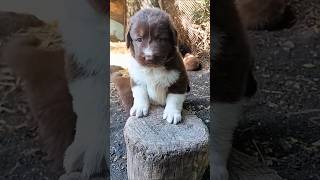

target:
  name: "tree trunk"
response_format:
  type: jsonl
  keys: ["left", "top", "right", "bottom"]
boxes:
{"left": 124, "top": 107, "right": 209, "bottom": 180}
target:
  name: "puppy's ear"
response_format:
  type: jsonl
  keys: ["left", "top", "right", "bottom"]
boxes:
{"left": 126, "top": 20, "right": 136, "bottom": 57}
{"left": 126, "top": 22, "right": 132, "bottom": 49}
{"left": 168, "top": 17, "right": 178, "bottom": 46}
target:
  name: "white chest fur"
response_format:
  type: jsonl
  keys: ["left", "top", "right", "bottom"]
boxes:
{"left": 128, "top": 57, "right": 180, "bottom": 105}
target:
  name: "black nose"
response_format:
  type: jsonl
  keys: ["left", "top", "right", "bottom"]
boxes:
{"left": 144, "top": 55, "right": 153, "bottom": 61}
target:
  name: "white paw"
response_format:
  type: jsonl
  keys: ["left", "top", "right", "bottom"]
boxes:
{"left": 212, "top": 165, "right": 229, "bottom": 180}
{"left": 163, "top": 108, "right": 182, "bottom": 124}
{"left": 81, "top": 146, "right": 105, "bottom": 178}
{"left": 130, "top": 102, "right": 149, "bottom": 117}
{"left": 59, "top": 172, "right": 86, "bottom": 180}
{"left": 64, "top": 142, "right": 83, "bottom": 173}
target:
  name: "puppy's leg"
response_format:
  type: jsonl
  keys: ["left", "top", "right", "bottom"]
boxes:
{"left": 212, "top": 1, "right": 254, "bottom": 178}
{"left": 63, "top": 140, "right": 84, "bottom": 172}
{"left": 130, "top": 81, "right": 150, "bottom": 117}
{"left": 64, "top": 74, "right": 106, "bottom": 177}
{"left": 211, "top": 101, "right": 243, "bottom": 180}
{"left": 163, "top": 93, "right": 185, "bottom": 124}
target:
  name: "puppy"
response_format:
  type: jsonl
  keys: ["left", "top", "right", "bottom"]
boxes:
{"left": 126, "top": 8, "right": 189, "bottom": 124}
{"left": 56, "top": 0, "right": 108, "bottom": 178}
{"left": 1, "top": 0, "right": 108, "bottom": 178}
{"left": 211, "top": 0, "right": 257, "bottom": 179}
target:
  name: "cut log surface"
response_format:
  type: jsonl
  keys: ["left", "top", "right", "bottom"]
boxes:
{"left": 124, "top": 107, "right": 209, "bottom": 180}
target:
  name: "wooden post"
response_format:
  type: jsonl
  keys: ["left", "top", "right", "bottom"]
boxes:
{"left": 124, "top": 107, "right": 209, "bottom": 180}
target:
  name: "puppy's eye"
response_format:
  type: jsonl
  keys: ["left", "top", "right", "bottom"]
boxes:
{"left": 136, "top": 38, "right": 143, "bottom": 42}
{"left": 159, "top": 37, "right": 168, "bottom": 41}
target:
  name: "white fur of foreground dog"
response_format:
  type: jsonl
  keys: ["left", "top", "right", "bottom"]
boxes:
{"left": 56, "top": 0, "right": 107, "bottom": 178}
{"left": 1, "top": 0, "right": 107, "bottom": 178}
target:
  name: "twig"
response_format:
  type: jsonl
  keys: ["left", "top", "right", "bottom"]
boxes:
{"left": 286, "top": 109, "right": 320, "bottom": 117}
{"left": 309, "top": 116, "right": 320, "bottom": 126}
{"left": 261, "top": 89, "right": 284, "bottom": 94}
{"left": 252, "top": 139, "right": 265, "bottom": 165}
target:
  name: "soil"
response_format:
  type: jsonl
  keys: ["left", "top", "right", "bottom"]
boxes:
{"left": 234, "top": 0, "right": 320, "bottom": 179}
{"left": 0, "top": 0, "right": 319, "bottom": 180}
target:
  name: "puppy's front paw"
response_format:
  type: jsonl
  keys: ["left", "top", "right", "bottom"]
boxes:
{"left": 163, "top": 108, "right": 182, "bottom": 124}
{"left": 212, "top": 165, "right": 229, "bottom": 180}
{"left": 130, "top": 103, "right": 149, "bottom": 117}
{"left": 59, "top": 172, "right": 83, "bottom": 180}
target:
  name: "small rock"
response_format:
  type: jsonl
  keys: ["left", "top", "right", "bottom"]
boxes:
{"left": 262, "top": 74, "right": 271, "bottom": 78}
{"left": 293, "top": 83, "right": 300, "bottom": 89}
{"left": 0, "top": 119, "right": 6, "bottom": 125}
{"left": 302, "top": 63, "right": 316, "bottom": 68}
{"left": 279, "top": 138, "right": 292, "bottom": 151}
{"left": 267, "top": 102, "right": 278, "bottom": 108}
{"left": 113, "top": 156, "right": 118, "bottom": 162}
{"left": 312, "top": 140, "right": 320, "bottom": 147}
{"left": 310, "top": 50, "right": 318, "bottom": 57}
{"left": 282, "top": 41, "right": 295, "bottom": 51}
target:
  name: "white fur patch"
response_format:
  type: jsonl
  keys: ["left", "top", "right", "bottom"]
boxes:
{"left": 128, "top": 57, "right": 180, "bottom": 105}
{"left": 130, "top": 85, "right": 150, "bottom": 117}
{"left": 163, "top": 93, "right": 186, "bottom": 124}
{"left": 57, "top": 0, "right": 107, "bottom": 74}
{"left": 56, "top": 0, "right": 107, "bottom": 177}
{"left": 65, "top": 74, "right": 106, "bottom": 177}
{"left": 211, "top": 100, "right": 243, "bottom": 180}
{"left": 143, "top": 47, "right": 153, "bottom": 56}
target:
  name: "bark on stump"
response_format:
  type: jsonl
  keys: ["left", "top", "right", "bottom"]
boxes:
{"left": 124, "top": 107, "right": 209, "bottom": 180}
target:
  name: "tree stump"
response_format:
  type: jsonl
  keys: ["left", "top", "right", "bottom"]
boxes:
{"left": 124, "top": 107, "right": 209, "bottom": 180}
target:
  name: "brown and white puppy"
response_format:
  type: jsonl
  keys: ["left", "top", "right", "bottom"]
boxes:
{"left": 56, "top": 0, "right": 107, "bottom": 178}
{"left": 211, "top": 0, "right": 257, "bottom": 179}
{"left": 126, "top": 8, "right": 189, "bottom": 124}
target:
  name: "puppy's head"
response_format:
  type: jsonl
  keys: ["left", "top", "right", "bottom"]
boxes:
{"left": 126, "top": 8, "right": 178, "bottom": 67}
{"left": 87, "top": 0, "right": 108, "bottom": 15}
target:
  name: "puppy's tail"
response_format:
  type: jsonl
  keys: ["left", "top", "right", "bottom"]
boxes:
{"left": 110, "top": 66, "right": 133, "bottom": 113}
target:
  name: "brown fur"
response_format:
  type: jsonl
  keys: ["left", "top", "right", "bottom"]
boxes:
{"left": 88, "top": 0, "right": 108, "bottom": 15}
{"left": 126, "top": 8, "right": 189, "bottom": 95}
{"left": 213, "top": 0, "right": 257, "bottom": 103}
{"left": 183, "top": 53, "right": 200, "bottom": 71}
{"left": 2, "top": 36, "right": 76, "bottom": 169}
{"left": 236, "top": 0, "right": 294, "bottom": 30}
{"left": 111, "top": 71, "right": 133, "bottom": 112}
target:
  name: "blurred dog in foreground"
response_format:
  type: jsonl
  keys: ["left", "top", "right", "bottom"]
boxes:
{"left": 2, "top": 0, "right": 108, "bottom": 179}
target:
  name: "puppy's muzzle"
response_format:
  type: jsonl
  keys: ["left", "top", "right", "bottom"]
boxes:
{"left": 143, "top": 47, "right": 154, "bottom": 62}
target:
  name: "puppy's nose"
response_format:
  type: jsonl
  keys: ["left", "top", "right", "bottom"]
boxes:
{"left": 143, "top": 48, "right": 153, "bottom": 61}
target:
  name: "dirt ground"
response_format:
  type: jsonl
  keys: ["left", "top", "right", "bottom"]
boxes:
{"left": 234, "top": 0, "right": 320, "bottom": 179}
{"left": 0, "top": 0, "right": 320, "bottom": 180}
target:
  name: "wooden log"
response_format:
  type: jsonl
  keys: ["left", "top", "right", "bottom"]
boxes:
{"left": 124, "top": 107, "right": 209, "bottom": 180}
